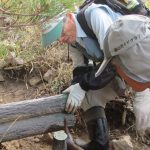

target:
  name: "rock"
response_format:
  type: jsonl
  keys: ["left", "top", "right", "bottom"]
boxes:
{"left": 110, "top": 135, "right": 133, "bottom": 150}
{"left": 43, "top": 69, "right": 53, "bottom": 82}
{"left": 14, "top": 57, "right": 24, "bottom": 65}
{"left": 37, "top": 84, "right": 46, "bottom": 91}
{"left": 5, "top": 52, "right": 16, "bottom": 64}
{"left": 4, "top": 52, "right": 24, "bottom": 65}
{"left": 28, "top": 76, "right": 41, "bottom": 86}
{"left": 0, "top": 60, "right": 7, "bottom": 69}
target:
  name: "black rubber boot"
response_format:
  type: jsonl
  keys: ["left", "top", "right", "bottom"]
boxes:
{"left": 83, "top": 106, "right": 109, "bottom": 150}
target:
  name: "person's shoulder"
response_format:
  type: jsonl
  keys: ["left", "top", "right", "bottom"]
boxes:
{"left": 87, "top": 3, "right": 102, "bottom": 10}
{"left": 90, "top": 5, "right": 108, "bottom": 18}
{"left": 88, "top": 3, "right": 110, "bottom": 14}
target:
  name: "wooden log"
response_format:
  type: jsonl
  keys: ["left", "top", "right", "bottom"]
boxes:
{"left": 0, "top": 113, "right": 75, "bottom": 143}
{"left": 0, "top": 94, "right": 67, "bottom": 123}
{"left": 52, "top": 130, "right": 67, "bottom": 150}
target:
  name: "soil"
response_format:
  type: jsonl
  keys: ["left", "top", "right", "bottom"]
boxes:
{"left": 0, "top": 78, "right": 50, "bottom": 150}
{"left": 0, "top": 76, "right": 149, "bottom": 150}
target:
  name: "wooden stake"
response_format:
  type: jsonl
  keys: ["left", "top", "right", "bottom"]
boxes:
{"left": 52, "top": 130, "right": 67, "bottom": 150}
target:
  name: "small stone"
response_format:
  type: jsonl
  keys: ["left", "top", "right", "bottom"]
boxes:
{"left": 0, "top": 60, "right": 7, "bottom": 69}
{"left": 28, "top": 76, "right": 41, "bottom": 86}
{"left": 110, "top": 135, "right": 133, "bottom": 150}
{"left": 14, "top": 57, "right": 24, "bottom": 65}
{"left": 43, "top": 69, "right": 53, "bottom": 82}
{"left": 5, "top": 52, "right": 16, "bottom": 63}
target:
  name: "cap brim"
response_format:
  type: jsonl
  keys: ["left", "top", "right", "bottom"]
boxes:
{"left": 41, "top": 19, "right": 63, "bottom": 47}
{"left": 95, "top": 58, "right": 112, "bottom": 77}
{"left": 95, "top": 26, "right": 112, "bottom": 77}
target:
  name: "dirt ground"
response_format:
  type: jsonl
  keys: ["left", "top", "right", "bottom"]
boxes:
{"left": 0, "top": 78, "right": 51, "bottom": 150}
{"left": 0, "top": 76, "right": 150, "bottom": 150}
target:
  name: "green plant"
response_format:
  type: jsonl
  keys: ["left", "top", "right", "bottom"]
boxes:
{"left": 145, "top": 1, "right": 150, "bottom": 9}
{"left": 0, "top": 44, "right": 8, "bottom": 59}
{"left": 0, "top": 0, "right": 83, "bottom": 27}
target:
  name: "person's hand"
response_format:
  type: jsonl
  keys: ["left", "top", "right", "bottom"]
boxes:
{"left": 63, "top": 83, "right": 86, "bottom": 113}
{"left": 134, "top": 89, "right": 150, "bottom": 134}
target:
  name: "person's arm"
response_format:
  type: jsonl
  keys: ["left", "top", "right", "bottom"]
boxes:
{"left": 63, "top": 62, "right": 116, "bottom": 113}
{"left": 63, "top": 44, "right": 87, "bottom": 114}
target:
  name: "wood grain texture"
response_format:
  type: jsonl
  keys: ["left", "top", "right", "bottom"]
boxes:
{"left": 52, "top": 130, "right": 67, "bottom": 150}
{"left": 0, "top": 94, "right": 75, "bottom": 142}
{"left": 0, "top": 113, "right": 75, "bottom": 142}
{"left": 0, "top": 94, "right": 67, "bottom": 123}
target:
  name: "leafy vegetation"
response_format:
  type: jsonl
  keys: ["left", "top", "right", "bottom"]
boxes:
{"left": 0, "top": 43, "right": 8, "bottom": 58}
{"left": 0, "top": 0, "right": 83, "bottom": 58}
{"left": 0, "top": 0, "right": 82, "bottom": 26}
{"left": 0, "top": 0, "right": 83, "bottom": 94}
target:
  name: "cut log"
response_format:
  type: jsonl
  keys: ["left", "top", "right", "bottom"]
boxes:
{"left": 0, "top": 94, "right": 75, "bottom": 142}
{"left": 0, "top": 113, "right": 75, "bottom": 143}
{"left": 0, "top": 94, "right": 67, "bottom": 123}
{"left": 52, "top": 130, "right": 67, "bottom": 150}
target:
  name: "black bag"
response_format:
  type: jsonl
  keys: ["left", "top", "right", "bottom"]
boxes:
{"left": 72, "top": 63, "right": 116, "bottom": 91}
{"left": 77, "top": 0, "right": 150, "bottom": 40}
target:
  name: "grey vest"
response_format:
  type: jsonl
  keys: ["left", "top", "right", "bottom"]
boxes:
{"left": 75, "top": 5, "right": 105, "bottom": 62}
{"left": 76, "top": 4, "right": 121, "bottom": 62}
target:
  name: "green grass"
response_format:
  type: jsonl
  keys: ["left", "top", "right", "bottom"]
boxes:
{"left": 0, "top": 44, "right": 8, "bottom": 59}
{"left": 0, "top": 0, "right": 84, "bottom": 61}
